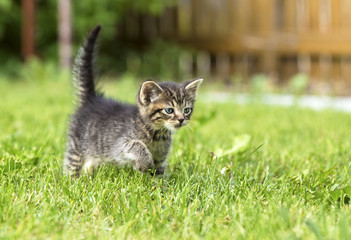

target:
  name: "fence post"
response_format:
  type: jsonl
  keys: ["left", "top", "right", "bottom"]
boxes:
{"left": 58, "top": 0, "right": 72, "bottom": 69}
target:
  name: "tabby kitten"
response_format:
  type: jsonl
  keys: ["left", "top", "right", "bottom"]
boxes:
{"left": 63, "top": 25, "right": 203, "bottom": 178}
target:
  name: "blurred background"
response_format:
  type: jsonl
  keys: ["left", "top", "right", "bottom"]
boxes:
{"left": 2, "top": 0, "right": 351, "bottom": 95}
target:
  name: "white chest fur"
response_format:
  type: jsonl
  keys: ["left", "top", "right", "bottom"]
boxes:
{"left": 147, "top": 139, "right": 172, "bottom": 163}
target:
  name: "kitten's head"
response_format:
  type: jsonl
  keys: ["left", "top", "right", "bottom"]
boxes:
{"left": 137, "top": 78, "right": 203, "bottom": 132}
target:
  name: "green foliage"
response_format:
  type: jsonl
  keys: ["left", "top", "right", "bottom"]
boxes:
{"left": 289, "top": 73, "right": 310, "bottom": 95}
{"left": 96, "top": 39, "right": 191, "bottom": 81}
{"left": 0, "top": 0, "right": 17, "bottom": 39}
{"left": 73, "top": 0, "right": 175, "bottom": 41}
{"left": 0, "top": 0, "right": 176, "bottom": 70}
{"left": 129, "top": 40, "right": 189, "bottom": 81}
{"left": 1, "top": 78, "right": 351, "bottom": 239}
{"left": 0, "top": 0, "right": 21, "bottom": 62}
{"left": 250, "top": 74, "right": 272, "bottom": 94}
{"left": 19, "top": 57, "right": 69, "bottom": 83}
{"left": 0, "top": 57, "right": 69, "bottom": 83}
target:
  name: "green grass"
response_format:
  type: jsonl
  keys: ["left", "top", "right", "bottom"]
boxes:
{"left": 1, "top": 76, "right": 351, "bottom": 239}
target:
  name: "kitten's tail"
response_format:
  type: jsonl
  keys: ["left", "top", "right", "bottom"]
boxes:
{"left": 73, "top": 25, "right": 101, "bottom": 104}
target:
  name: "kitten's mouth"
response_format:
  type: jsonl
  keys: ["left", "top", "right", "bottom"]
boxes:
{"left": 165, "top": 122, "right": 186, "bottom": 131}
{"left": 174, "top": 123, "right": 183, "bottom": 128}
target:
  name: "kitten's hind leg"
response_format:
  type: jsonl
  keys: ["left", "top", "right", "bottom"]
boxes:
{"left": 82, "top": 156, "right": 103, "bottom": 176}
{"left": 125, "top": 140, "right": 154, "bottom": 173}
{"left": 63, "top": 149, "right": 84, "bottom": 179}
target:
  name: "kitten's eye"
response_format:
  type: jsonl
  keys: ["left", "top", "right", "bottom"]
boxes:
{"left": 183, "top": 107, "right": 192, "bottom": 115}
{"left": 164, "top": 108, "right": 174, "bottom": 114}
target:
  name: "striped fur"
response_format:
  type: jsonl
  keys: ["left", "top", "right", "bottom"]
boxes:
{"left": 73, "top": 25, "right": 101, "bottom": 105}
{"left": 63, "top": 26, "right": 203, "bottom": 178}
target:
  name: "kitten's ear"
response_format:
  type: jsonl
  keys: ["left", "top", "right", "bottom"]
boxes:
{"left": 139, "top": 80, "right": 164, "bottom": 105}
{"left": 184, "top": 78, "right": 203, "bottom": 97}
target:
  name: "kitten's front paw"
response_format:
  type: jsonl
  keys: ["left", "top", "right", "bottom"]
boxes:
{"left": 154, "top": 166, "right": 165, "bottom": 176}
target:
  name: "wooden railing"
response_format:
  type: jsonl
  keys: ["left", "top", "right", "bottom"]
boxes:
{"left": 120, "top": 0, "right": 351, "bottom": 93}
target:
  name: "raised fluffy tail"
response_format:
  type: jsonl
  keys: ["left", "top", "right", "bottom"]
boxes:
{"left": 73, "top": 25, "right": 101, "bottom": 104}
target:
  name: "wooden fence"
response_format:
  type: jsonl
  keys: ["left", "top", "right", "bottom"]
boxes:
{"left": 120, "top": 0, "right": 351, "bottom": 93}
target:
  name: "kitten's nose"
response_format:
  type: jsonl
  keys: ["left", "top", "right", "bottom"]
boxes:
{"left": 178, "top": 118, "right": 184, "bottom": 124}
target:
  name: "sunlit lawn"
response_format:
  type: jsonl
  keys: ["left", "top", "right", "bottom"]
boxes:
{"left": 1, "top": 75, "right": 351, "bottom": 239}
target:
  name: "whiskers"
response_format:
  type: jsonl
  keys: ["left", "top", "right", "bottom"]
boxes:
{"left": 186, "top": 122, "right": 194, "bottom": 132}
{"left": 162, "top": 120, "right": 193, "bottom": 133}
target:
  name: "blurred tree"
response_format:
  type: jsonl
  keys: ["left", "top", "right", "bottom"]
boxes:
{"left": 21, "top": 0, "right": 35, "bottom": 61}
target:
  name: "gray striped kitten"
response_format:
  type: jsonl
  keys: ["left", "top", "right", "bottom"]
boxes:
{"left": 63, "top": 25, "right": 203, "bottom": 178}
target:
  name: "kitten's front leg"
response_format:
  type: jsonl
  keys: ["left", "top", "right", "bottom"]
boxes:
{"left": 125, "top": 140, "right": 154, "bottom": 173}
{"left": 155, "top": 163, "right": 166, "bottom": 176}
